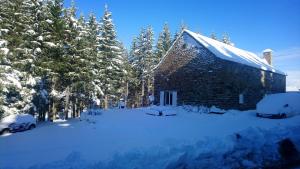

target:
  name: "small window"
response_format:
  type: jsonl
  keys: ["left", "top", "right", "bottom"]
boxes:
{"left": 239, "top": 94, "right": 244, "bottom": 104}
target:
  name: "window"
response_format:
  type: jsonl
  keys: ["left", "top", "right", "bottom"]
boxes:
{"left": 239, "top": 94, "right": 244, "bottom": 104}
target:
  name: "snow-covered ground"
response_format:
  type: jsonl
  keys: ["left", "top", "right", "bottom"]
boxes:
{"left": 0, "top": 106, "right": 300, "bottom": 169}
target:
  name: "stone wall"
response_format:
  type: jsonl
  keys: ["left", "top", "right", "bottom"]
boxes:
{"left": 154, "top": 33, "right": 286, "bottom": 110}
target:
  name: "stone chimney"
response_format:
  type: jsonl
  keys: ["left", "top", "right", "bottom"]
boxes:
{"left": 263, "top": 49, "right": 273, "bottom": 65}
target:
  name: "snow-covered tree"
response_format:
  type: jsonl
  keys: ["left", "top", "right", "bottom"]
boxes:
{"left": 37, "top": 0, "right": 66, "bottom": 121}
{"left": 173, "top": 22, "right": 187, "bottom": 43}
{"left": 210, "top": 32, "right": 217, "bottom": 40}
{"left": 0, "top": 0, "right": 133, "bottom": 119}
{"left": 86, "top": 13, "right": 103, "bottom": 100}
{"left": 222, "top": 33, "right": 234, "bottom": 46}
{"left": 128, "top": 37, "right": 141, "bottom": 107}
{"left": 129, "top": 37, "right": 138, "bottom": 62}
{"left": 0, "top": 0, "right": 40, "bottom": 118}
{"left": 130, "top": 27, "right": 155, "bottom": 106}
{"left": 155, "top": 23, "right": 172, "bottom": 65}
{"left": 98, "top": 5, "right": 125, "bottom": 107}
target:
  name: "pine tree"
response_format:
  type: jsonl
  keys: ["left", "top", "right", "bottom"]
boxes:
{"left": 155, "top": 23, "right": 172, "bottom": 65}
{"left": 0, "top": 20, "right": 11, "bottom": 118}
{"left": 129, "top": 37, "right": 138, "bottom": 62}
{"left": 61, "top": 0, "right": 80, "bottom": 119}
{"left": 0, "top": 0, "right": 39, "bottom": 118}
{"left": 117, "top": 41, "right": 129, "bottom": 104}
{"left": 72, "top": 14, "right": 94, "bottom": 116}
{"left": 128, "top": 37, "right": 140, "bottom": 107}
{"left": 130, "top": 27, "right": 154, "bottom": 106}
{"left": 210, "top": 32, "right": 217, "bottom": 40}
{"left": 98, "top": 5, "right": 125, "bottom": 108}
{"left": 173, "top": 22, "right": 187, "bottom": 43}
{"left": 86, "top": 13, "right": 103, "bottom": 101}
{"left": 222, "top": 33, "right": 233, "bottom": 45}
{"left": 38, "top": 0, "right": 66, "bottom": 121}
{"left": 0, "top": 0, "right": 136, "bottom": 119}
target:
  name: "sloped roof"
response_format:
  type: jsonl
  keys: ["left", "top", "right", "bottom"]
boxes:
{"left": 184, "top": 29, "right": 285, "bottom": 75}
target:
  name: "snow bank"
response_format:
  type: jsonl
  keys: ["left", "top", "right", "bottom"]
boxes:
{"left": 257, "top": 92, "right": 300, "bottom": 116}
{"left": 210, "top": 106, "right": 226, "bottom": 114}
{"left": 13, "top": 126, "right": 300, "bottom": 169}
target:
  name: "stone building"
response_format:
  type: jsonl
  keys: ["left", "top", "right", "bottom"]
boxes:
{"left": 154, "top": 29, "right": 286, "bottom": 110}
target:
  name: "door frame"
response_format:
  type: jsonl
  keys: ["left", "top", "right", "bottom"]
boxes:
{"left": 160, "top": 90, "right": 177, "bottom": 106}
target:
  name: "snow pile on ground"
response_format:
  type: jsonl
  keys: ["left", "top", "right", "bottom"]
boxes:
{"left": 1, "top": 106, "right": 300, "bottom": 169}
{"left": 8, "top": 126, "right": 300, "bottom": 169}
{"left": 209, "top": 105, "right": 226, "bottom": 114}
{"left": 79, "top": 108, "right": 103, "bottom": 124}
{"left": 257, "top": 92, "right": 300, "bottom": 115}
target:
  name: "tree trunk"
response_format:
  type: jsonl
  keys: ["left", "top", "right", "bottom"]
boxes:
{"left": 48, "top": 100, "right": 51, "bottom": 121}
{"left": 141, "top": 80, "right": 144, "bottom": 107}
{"left": 72, "top": 99, "right": 76, "bottom": 117}
{"left": 147, "top": 78, "right": 151, "bottom": 105}
{"left": 80, "top": 101, "right": 83, "bottom": 113}
{"left": 51, "top": 99, "right": 57, "bottom": 122}
{"left": 50, "top": 77, "right": 57, "bottom": 122}
{"left": 125, "top": 82, "right": 129, "bottom": 108}
{"left": 104, "top": 95, "right": 108, "bottom": 109}
{"left": 64, "top": 86, "right": 70, "bottom": 119}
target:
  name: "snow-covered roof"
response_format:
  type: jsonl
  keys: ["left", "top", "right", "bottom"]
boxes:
{"left": 184, "top": 29, "right": 285, "bottom": 75}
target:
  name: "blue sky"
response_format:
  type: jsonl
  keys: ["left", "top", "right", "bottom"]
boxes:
{"left": 64, "top": 0, "right": 300, "bottom": 91}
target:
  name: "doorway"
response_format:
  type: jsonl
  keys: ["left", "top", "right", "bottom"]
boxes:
{"left": 164, "top": 91, "right": 173, "bottom": 105}
{"left": 160, "top": 91, "right": 177, "bottom": 106}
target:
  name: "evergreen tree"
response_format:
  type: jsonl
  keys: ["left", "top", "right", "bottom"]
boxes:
{"left": 0, "top": 23, "right": 11, "bottom": 118}
{"left": 210, "top": 32, "right": 217, "bottom": 40}
{"left": 129, "top": 37, "right": 138, "bottom": 62}
{"left": 131, "top": 27, "right": 154, "bottom": 106}
{"left": 0, "top": 0, "right": 135, "bottom": 119}
{"left": 117, "top": 41, "right": 129, "bottom": 103}
{"left": 30, "top": 0, "right": 56, "bottom": 121}
{"left": 98, "top": 5, "right": 125, "bottom": 107}
{"left": 173, "top": 22, "right": 187, "bottom": 43}
{"left": 155, "top": 23, "right": 172, "bottom": 65}
{"left": 0, "top": 0, "right": 38, "bottom": 118}
{"left": 86, "top": 13, "right": 103, "bottom": 100}
{"left": 128, "top": 37, "right": 140, "bottom": 107}
{"left": 72, "top": 14, "right": 95, "bottom": 115}
{"left": 222, "top": 33, "right": 233, "bottom": 45}
{"left": 38, "top": 0, "right": 66, "bottom": 121}
{"left": 62, "top": 0, "right": 80, "bottom": 119}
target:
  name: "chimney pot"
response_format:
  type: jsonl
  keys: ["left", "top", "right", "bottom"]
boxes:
{"left": 263, "top": 49, "right": 273, "bottom": 65}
